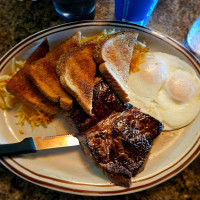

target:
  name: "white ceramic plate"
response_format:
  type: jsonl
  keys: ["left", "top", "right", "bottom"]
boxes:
{"left": 0, "top": 21, "right": 200, "bottom": 196}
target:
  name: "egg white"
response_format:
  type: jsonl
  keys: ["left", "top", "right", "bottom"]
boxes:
{"left": 156, "top": 89, "right": 200, "bottom": 130}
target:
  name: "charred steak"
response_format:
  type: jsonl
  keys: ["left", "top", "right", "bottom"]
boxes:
{"left": 70, "top": 77, "right": 163, "bottom": 187}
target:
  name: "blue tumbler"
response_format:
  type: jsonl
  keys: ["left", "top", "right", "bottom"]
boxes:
{"left": 115, "top": 0, "right": 158, "bottom": 26}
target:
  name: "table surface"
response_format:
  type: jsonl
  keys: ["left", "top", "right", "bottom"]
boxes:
{"left": 0, "top": 0, "right": 200, "bottom": 199}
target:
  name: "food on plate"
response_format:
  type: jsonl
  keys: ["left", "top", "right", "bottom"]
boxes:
{"left": 129, "top": 52, "right": 200, "bottom": 130}
{"left": 25, "top": 32, "right": 81, "bottom": 110}
{"left": 6, "top": 39, "right": 60, "bottom": 115}
{"left": 94, "top": 31, "right": 138, "bottom": 103}
{"left": 70, "top": 78, "right": 163, "bottom": 187}
{"left": 2, "top": 29, "right": 199, "bottom": 187}
{"left": 57, "top": 43, "right": 97, "bottom": 115}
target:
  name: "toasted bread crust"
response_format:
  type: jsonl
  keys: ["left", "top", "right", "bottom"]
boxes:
{"left": 25, "top": 32, "right": 81, "bottom": 110}
{"left": 99, "top": 63, "right": 130, "bottom": 102}
{"left": 57, "top": 43, "right": 97, "bottom": 115}
{"left": 6, "top": 39, "right": 60, "bottom": 115}
{"left": 93, "top": 39, "right": 107, "bottom": 64}
{"left": 94, "top": 31, "right": 138, "bottom": 103}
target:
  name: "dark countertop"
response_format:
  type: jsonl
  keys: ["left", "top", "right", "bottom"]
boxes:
{"left": 0, "top": 0, "right": 200, "bottom": 199}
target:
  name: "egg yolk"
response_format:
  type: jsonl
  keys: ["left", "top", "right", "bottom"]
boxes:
{"left": 140, "top": 57, "right": 168, "bottom": 84}
{"left": 166, "top": 71, "right": 197, "bottom": 102}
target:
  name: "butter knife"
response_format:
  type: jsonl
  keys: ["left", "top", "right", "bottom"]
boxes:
{"left": 0, "top": 135, "right": 79, "bottom": 157}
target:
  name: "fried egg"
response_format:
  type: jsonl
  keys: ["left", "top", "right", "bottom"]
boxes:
{"left": 128, "top": 52, "right": 200, "bottom": 131}
{"left": 129, "top": 56, "right": 168, "bottom": 99}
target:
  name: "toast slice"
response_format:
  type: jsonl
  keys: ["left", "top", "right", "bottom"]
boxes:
{"left": 6, "top": 39, "right": 60, "bottom": 115}
{"left": 57, "top": 43, "right": 97, "bottom": 115}
{"left": 25, "top": 32, "right": 81, "bottom": 110}
{"left": 94, "top": 31, "right": 138, "bottom": 103}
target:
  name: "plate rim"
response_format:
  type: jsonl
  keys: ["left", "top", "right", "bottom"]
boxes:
{"left": 0, "top": 20, "right": 200, "bottom": 196}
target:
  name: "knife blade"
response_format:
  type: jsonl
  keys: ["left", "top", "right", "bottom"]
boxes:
{"left": 0, "top": 135, "right": 79, "bottom": 157}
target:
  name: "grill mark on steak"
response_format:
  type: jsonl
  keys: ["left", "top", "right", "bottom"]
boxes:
{"left": 70, "top": 77, "right": 163, "bottom": 187}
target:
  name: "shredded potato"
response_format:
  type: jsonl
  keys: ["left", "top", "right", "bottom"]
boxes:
{"left": 11, "top": 59, "right": 25, "bottom": 75}
{"left": 15, "top": 60, "right": 26, "bottom": 68}
{"left": 16, "top": 104, "right": 52, "bottom": 134}
{"left": 0, "top": 60, "right": 52, "bottom": 133}
{"left": 0, "top": 75, "right": 19, "bottom": 109}
{"left": 130, "top": 41, "right": 149, "bottom": 73}
{"left": 80, "top": 29, "right": 116, "bottom": 43}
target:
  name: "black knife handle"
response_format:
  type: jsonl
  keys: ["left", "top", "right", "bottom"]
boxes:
{"left": 0, "top": 138, "right": 37, "bottom": 157}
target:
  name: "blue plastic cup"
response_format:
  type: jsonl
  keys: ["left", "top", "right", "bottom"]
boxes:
{"left": 115, "top": 0, "right": 159, "bottom": 26}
